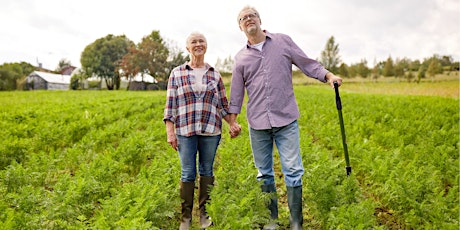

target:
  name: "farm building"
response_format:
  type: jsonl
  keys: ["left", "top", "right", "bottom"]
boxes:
{"left": 127, "top": 73, "right": 160, "bottom": 90}
{"left": 70, "top": 67, "right": 161, "bottom": 90}
{"left": 26, "top": 71, "right": 71, "bottom": 90}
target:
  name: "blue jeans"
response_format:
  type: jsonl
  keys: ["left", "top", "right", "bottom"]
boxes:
{"left": 249, "top": 120, "right": 304, "bottom": 187}
{"left": 177, "top": 134, "right": 221, "bottom": 182}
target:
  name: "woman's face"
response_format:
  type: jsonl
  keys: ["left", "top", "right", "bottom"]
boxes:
{"left": 186, "top": 34, "right": 207, "bottom": 58}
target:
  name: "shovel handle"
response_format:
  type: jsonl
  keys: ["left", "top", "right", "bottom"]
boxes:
{"left": 333, "top": 81, "right": 352, "bottom": 175}
{"left": 333, "top": 82, "right": 342, "bottom": 110}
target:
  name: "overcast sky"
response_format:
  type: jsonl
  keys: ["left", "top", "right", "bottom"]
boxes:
{"left": 1, "top": 0, "right": 459, "bottom": 70}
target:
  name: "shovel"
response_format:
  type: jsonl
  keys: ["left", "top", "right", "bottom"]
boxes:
{"left": 333, "top": 81, "right": 351, "bottom": 176}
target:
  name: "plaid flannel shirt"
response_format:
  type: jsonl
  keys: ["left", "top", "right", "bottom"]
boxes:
{"left": 163, "top": 63, "right": 229, "bottom": 137}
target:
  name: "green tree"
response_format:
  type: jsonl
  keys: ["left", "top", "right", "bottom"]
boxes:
{"left": 118, "top": 44, "right": 140, "bottom": 83}
{"left": 0, "top": 62, "right": 35, "bottom": 91}
{"left": 356, "top": 59, "right": 370, "bottom": 78}
{"left": 382, "top": 56, "right": 395, "bottom": 77}
{"left": 136, "top": 31, "right": 169, "bottom": 82}
{"left": 347, "top": 64, "right": 357, "bottom": 78}
{"left": 119, "top": 31, "right": 170, "bottom": 85}
{"left": 80, "top": 34, "right": 133, "bottom": 90}
{"left": 337, "top": 63, "right": 349, "bottom": 78}
{"left": 319, "top": 36, "right": 341, "bottom": 73}
{"left": 439, "top": 55, "right": 453, "bottom": 71}
{"left": 426, "top": 58, "right": 440, "bottom": 81}
{"left": 394, "top": 58, "right": 410, "bottom": 79}
{"left": 416, "top": 65, "right": 426, "bottom": 83}
{"left": 410, "top": 60, "right": 421, "bottom": 72}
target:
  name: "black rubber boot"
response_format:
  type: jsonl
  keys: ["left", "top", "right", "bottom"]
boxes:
{"left": 180, "top": 181, "right": 195, "bottom": 230}
{"left": 287, "top": 186, "right": 303, "bottom": 230}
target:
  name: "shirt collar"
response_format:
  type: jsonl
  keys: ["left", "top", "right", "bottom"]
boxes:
{"left": 245, "top": 30, "right": 272, "bottom": 49}
{"left": 185, "top": 62, "right": 214, "bottom": 71}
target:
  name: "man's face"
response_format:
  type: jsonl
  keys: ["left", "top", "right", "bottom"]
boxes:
{"left": 238, "top": 10, "right": 260, "bottom": 34}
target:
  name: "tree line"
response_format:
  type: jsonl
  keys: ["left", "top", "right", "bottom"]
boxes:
{"left": 0, "top": 34, "right": 458, "bottom": 91}
{"left": 319, "top": 36, "right": 459, "bottom": 82}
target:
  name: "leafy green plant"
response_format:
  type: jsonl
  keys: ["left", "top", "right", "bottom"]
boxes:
{"left": 0, "top": 86, "right": 457, "bottom": 229}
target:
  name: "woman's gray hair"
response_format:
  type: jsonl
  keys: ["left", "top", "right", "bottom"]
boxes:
{"left": 186, "top": 31, "right": 207, "bottom": 47}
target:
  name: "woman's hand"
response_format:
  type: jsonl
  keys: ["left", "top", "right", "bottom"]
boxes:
{"left": 165, "top": 121, "right": 178, "bottom": 151}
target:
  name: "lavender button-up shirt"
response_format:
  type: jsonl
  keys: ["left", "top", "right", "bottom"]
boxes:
{"left": 229, "top": 31, "right": 329, "bottom": 130}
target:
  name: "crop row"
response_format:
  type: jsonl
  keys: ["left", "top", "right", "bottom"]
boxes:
{"left": 0, "top": 87, "right": 458, "bottom": 229}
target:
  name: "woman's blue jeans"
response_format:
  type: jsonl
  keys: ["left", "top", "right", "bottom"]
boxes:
{"left": 249, "top": 120, "right": 304, "bottom": 187}
{"left": 177, "top": 134, "right": 221, "bottom": 182}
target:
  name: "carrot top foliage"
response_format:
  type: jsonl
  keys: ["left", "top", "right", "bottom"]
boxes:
{"left": 0, "top": 87, "right": 458, "bottom": 229}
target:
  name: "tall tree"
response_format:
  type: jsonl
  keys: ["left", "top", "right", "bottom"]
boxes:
{"left": 80, "top": 34, "right": 133, "bottom": 90}
{"left": 426, "top": 58, "right": 440, "bottom": 81}
{"left": 382, "top": 56, "right": 395, "bottom": 77}
{"left": 137, "top": 31, "right": 169, "bottom": 82}
{"left": 119, "top": 31, "right": 170, "bottom": 83}
{"left": 320, "top": 36, "right": 341, "bottom": 73}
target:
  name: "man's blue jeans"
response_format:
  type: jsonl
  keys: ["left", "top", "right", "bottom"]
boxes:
{"left": 177, "top": 134, "right": 221, "bottom": 182}
{"left": 249, "top": 120, "right": 304, "bottom": 187}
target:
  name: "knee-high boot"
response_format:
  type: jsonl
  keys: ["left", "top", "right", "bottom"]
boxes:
{"left": 199, "top": 176, "right": 214, "bottom": 229}
{"left": 180, "top": 181, "right": 195, "bottom": 230}
{"left": 261, "top": 183, "right": 278, "bottom": 230}
{"left": 287, "top": 186, "right": 303, "bottom": 230}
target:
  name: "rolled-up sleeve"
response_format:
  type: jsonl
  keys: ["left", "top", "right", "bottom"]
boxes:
{"left": 163, "top": 71, "right": 177, "bottom": 123}
{"left": 229, "top": 60, "right": 245, "bottom": 114}
{"left": 217, "top": 75, "right": 229, "bottom": 117}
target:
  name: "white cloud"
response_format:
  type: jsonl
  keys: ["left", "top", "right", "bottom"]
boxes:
{"left": 0, "top": 0, "right": 458, "bottom": 70}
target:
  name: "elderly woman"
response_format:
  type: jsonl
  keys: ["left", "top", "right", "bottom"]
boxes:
{"left": 163, "top": 32, "right": 240, "bottom": 230}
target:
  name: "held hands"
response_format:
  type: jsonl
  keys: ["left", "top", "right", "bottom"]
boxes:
{"left": 229, "top": 122, "right": 242, "bottom": 138}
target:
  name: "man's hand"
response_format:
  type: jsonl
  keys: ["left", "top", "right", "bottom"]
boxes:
{"left": 326, "top": 72, "right": 343, "bottom": 88}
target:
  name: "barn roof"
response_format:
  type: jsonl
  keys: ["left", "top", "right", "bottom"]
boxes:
{"left": 31, "top": 71, "right": 71, "bottom": 84}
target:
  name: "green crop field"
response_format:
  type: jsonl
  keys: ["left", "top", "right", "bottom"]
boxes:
{"left": 0, "top": 81, "right": 458, "bottom": 229}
